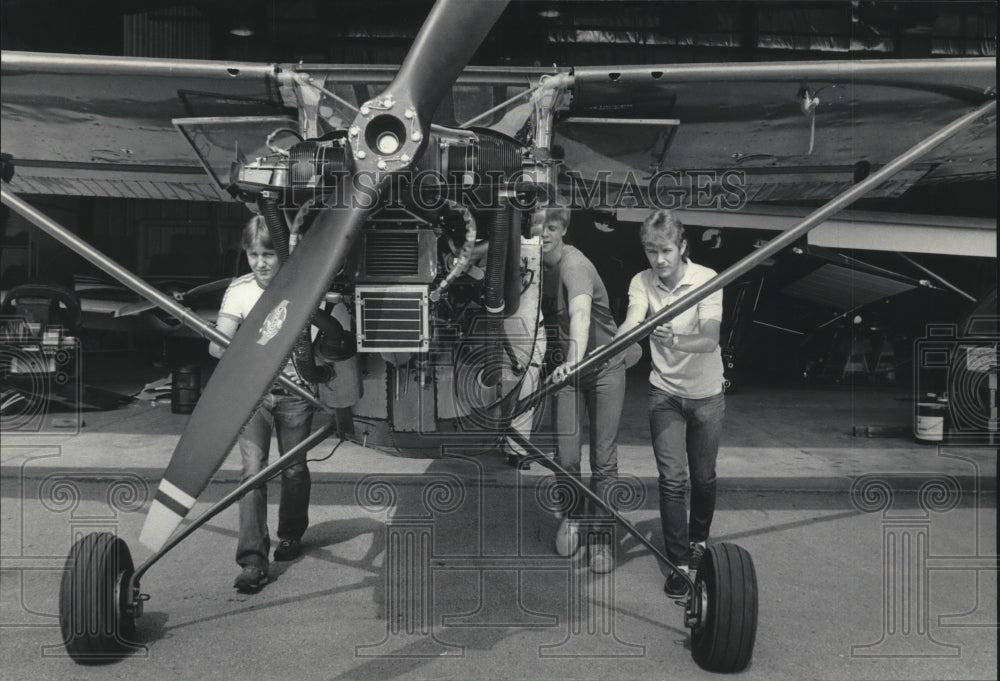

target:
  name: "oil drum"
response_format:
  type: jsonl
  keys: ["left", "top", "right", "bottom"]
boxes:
{"left": 171, "top": 365, "right": 201, "bottom": 414}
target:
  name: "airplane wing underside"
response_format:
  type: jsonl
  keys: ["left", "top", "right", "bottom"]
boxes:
{"left": 561, "top": 59, "right": 996, "bottom": 202}
{"left": 1, "top": 53, "right": 287, "bottom": 200}
{"left": 0, "top": 53, "right": 543, "bottom": 200}
{"left": 1, "top": 52, "right": 995, "bottom": 203}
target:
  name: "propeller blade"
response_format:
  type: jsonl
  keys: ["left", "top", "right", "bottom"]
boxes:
{"left": 394, "top": 0, "right": 509, "bottom": 121}
{"left": 140, "top": 201, "right": 366, "bottom": 550}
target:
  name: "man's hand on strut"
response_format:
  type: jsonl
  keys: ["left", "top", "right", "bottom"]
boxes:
{"left": 651, "top": 322, "right": 677, "bottom": 349}
{"left": 550, "top": 361, "right": 576, "bottom": 384}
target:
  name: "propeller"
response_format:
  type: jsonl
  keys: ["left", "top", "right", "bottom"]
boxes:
{"left": 140, "top": 0, "right": 510, "bottom": 550}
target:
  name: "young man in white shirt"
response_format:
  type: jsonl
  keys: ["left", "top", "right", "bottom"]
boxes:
{"left": 616, "top": 209, "right": 726, "bottom": 598}
{"left": 210, "top": 216, "right": 315, "bottom": 593}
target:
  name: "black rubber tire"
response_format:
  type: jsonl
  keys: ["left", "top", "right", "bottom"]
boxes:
{"left": 59, "top": 532, "right": 137, "bottom": 663}
{"left": 690, "top": 542, "right": 758, "bottom": 673}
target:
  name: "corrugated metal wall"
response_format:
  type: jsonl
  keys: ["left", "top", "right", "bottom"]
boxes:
{"left": 93, "top": 200, "right": 248, "bottom": 278}
{"left": 123, "top": 5, "right": 210, "bottom": 58}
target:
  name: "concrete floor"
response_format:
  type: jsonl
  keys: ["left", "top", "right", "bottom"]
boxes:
{"left": 0, "top": 352, "right": 996, "bottom": 680}
{"left": 0, "top": 478, "right": 996, "bottom": 681}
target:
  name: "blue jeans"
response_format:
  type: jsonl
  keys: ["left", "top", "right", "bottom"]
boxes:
{"left": 648, "top": 387, "right": 725, "bottom": 566}
{"left": 236, "top": 390, "right": 314, "bottom": 570}
{"left": 552, "top": 359, "right": 626, "bottom": 541}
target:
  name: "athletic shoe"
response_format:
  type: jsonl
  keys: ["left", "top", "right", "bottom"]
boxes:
{"left": 663, "top": 566, "right": 690, "bottom": 599}
{"left": 589, "top": 544, "right": 615, "bottom": 574}
{"left": 689, "top": 541, "right": 707, "bottom": 574}
{"left": 506, "top": 453, "right": 531, "bottom": 470}
{"left": 233, "top": 566, "right": 269, "bottom": 593}
{"left": 554, "top": 517, "right": 581, "bottom": 557}
{"left": 274, "top": 538, "right": 302, "bottom": 561}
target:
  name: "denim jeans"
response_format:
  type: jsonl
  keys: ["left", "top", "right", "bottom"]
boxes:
{"left": 552, "top": 359, "right": 626, "bottom": 542}
{"left": 648, "top": 387, "right": 725, "bottom": 566}
{"left": 236, "top": 390, "right": 314, "bottom": 570}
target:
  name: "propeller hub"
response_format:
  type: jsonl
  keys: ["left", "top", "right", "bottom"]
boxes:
{"left": 376, "top": 131, "right": 401, "bottom": 155}
{"left": 363, "top": 114, "right": 406, "bottom": 156}
{"left": 349, "top": 109, "right": 420, "bottom": 173}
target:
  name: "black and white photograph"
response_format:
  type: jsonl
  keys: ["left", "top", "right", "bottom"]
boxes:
{"left": 1, "top": 1, "right": 996, "bottom": 679}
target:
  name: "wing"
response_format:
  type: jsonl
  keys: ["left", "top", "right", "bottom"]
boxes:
{"left": 0, "top": 50, "right": 544, "bottom": 200}
{"left": 560, "top": 59, "right": 996, "bottom": 203}
{"left": 4, "top": 51, "right": 994, "bottom": 202}
{"left": 0, "top": 52, "right": 287, "bottom": 200}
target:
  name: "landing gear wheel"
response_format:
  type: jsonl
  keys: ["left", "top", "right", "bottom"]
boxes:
{"left": 59, "top": 532, "right": 138, "bottom": 662}
{"left": 689, "top": 542, "right": 758, "bottom": 673}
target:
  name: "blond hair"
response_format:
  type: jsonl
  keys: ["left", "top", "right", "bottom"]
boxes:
{"left": 640, "top": 209, "right": 688, "bottom": 261}
{"left": 240, "top": 215, "right": 273, "bottom": 250}
{"left": 538, "top": 206, "right": 571, "bottom": 231}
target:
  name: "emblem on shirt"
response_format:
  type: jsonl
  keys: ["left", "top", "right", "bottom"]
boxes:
{"left": 257, "top": 300, "right": 289, "bottom": 346}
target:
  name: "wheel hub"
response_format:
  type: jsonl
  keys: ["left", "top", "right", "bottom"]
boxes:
{"left": 118, "top": 571, "right": 147, "bottom": 619}
{"left": 686, "top": 579, "right": 708, "bottom": 631}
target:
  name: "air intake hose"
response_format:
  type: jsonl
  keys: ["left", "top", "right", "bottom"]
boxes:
{"left": 481, "top": 205, "right": 512, "bottom": 387}
{"left": 259, "top": 198, "right": 332, "bottom": 384}
{"left": 259, "top": 198, "right": 292, "bottom": 262}
{"left": 504, "top": 211, "right": 521, "bottom": 316}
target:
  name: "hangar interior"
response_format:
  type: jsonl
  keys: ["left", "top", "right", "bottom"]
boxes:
{"left": 0, "top": 0, "right": 996, "bottom": 447}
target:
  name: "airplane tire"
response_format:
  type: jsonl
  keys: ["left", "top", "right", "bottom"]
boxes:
{"left": 59, "top": 532, "right": 137, "bottom": 663}
{"left": 689, "top": 542, "right": 758, "bottom": 673}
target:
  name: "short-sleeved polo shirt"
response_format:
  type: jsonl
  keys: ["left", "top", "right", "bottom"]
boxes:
{"left": 628, "top": 261, "right": 724, "bottom": 398}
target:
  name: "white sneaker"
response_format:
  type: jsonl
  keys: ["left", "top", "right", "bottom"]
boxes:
{"left": 554, "top": 517, "right": 581, "bottom": 557}
{"left": 589, "top": 544, "right": 614, "bottom": 574}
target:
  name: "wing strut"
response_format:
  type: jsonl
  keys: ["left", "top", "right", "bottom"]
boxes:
{"left": 514, "top": 96, "right": 997, "bottom": 415}
{"left": 897, "top": 253, "right": 978, "bottom": 303}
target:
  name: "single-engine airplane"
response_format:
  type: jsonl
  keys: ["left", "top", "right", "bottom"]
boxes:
{"left": 0, "top": 0, "right": 995, "bottom": 672}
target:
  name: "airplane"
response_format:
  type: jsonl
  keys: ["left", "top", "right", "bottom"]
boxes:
{"left": 1, "top": 0, "right": 995, "bottom": 672}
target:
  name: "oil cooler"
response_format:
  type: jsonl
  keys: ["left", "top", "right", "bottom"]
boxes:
{"left": 355, "top": 285, "right": 430, "bottom": 353}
